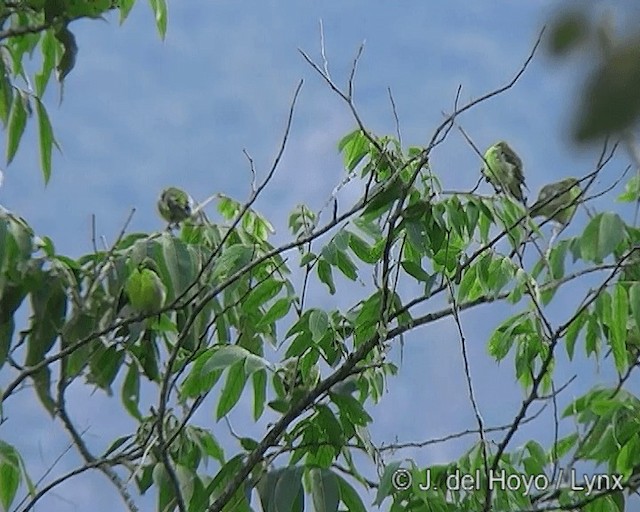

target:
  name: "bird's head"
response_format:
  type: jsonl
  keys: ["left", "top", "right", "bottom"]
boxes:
{"left": 562, "top": 177, "right": 580, "bottom": 188}
{"left": 161, "top": 187, "right": 184, "bottom": 203}
{"left": 137, "top": 257, "right": 161, "bottom": 273}
{"left": 494, "top": 141, "right": 510, "bottom": 153}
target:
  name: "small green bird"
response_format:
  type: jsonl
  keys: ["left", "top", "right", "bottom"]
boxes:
{"left": 529, "top": 177, "right": 581, "bottom": 226}
{"left": 481, "top": 141, "right": 526, "bottom": 202}
{"left": 157, "top": 187, "right": 194, "bottom": 227}
{"left": 124, "top": 258, "right": 167, "bottom": 315}
{"left": 278, "top": 357, "right": 320, "bottom": 399}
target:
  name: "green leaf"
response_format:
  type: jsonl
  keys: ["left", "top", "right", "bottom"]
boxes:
{"left": 565, "top": 309, "right": 587, "bottom": 360}
{"left": 0, "top": 440, "right": 20, "bottom": 511}
{"left": 487, "top": 312, "right": 530, "bottom": 361}
{"left": 547, "top": 10, "right": 590, "bottom": 56}
{"left": 103, "top": 436, "right": 132, "bottom": 458}
{"left": 331, "top": 393, "right": 372, "bottom": 426}
{"left": 257, "top": 467, "right": 304, "bottom": 512}
{"left": 352, "top": 216, "right": 383, "bottom": 240}
{"left": 631, "top": 283, "right": 640, "bottom": 333}
{"left": 580, "top": 213, "right": 625, "bottom": 263}
{"left": 55, "top": 26, "right": 78, "bottom": 82}
{"left": 401, "top": 260, "right": 431, "bottom": 282}
{"left": 523, "top": 440, "right": 547, "bottom": 475}
{"left": 309, "top": 309, "right": 329, "bottom": 343}
{"left": 618, "top": 175, "right": 640, "bottom": 203}
{"left": 26, "top": 272, "right": 67, "bottom": 413}
{"left": 180, "top": 348, "right": 226, "bottom": 398}
{"left": 363, "top": 178, "right": 404, "bottom": 217}
{"left": 610, "top": 283, "right": 628, "bottom": 372}
{"left": 548, "top": 240, "right": 568, "bottom": 280}
{"left": 243, "top": 352, "right": 270, "bottom": 375}
{"left": 317, "top": 258, "right": 336, "bottom": 294}
{"left": 211, "top": 244, "right": 253, "bottom": 280}
{"left": 216, "top": 360, "right": 247, "bottom": 419}
{"left": 121, "top": 363, "right": 142, "bottom": 420}
{"left": 457, "top": 266, "right": 481, "bottom": 303}
{"left": 207, "top": 455, "right": 249, "bottom": 507}
{"left": 464, "top": 199, "right": 480, "bottom": 237}
{"left": 575, "top": 40, "right": 640, "bottom": 141}
{"left": 585, "top": 313, "right": 600, "bottom": 357}
{"left": 252, "top": 369, "right": 266, "bottom": 420}
{"left": 335, "top": 249, "right": 358, "bottom": 281}
{"left": 118, "top": 0, "right": 135, "bottom": 22}
{"left": 315, "top": 404, "right": 345, "bottom": 447}
{"left": 273, "top": 467, "right": 304, "bottom": 512}
{"left": 336, "top": 474, "right": 366, "bottom": 512}
{"left": 35, "top": 99, "right": 57, "bottom": 184}
{"left": 217, "top": 194, "right": 241, "bottom": 219}
{"left": 35, "top": 30, "right": 57, "bottom": 97}
{"left": 553, "top": 433, "right": 579, "bottom": 459}
{"left": 243, "top": 279, "right": 283, "bottom": 313}
{"left": 256, "top": 297, "right": 292, "bottom": 328}
{"left": 239, "top": 437, "right": 259, "bottom": 451}
{"left": 131, "top": 336, "right": 161, "bottom": 382}
{"left": 6, "top": 90, "right": 28, "bottom": 164}
{"left": 0, "top": 273, "right": 28, "bottom": 324}
{"left": 0, "top": 52, "right": 13, "bottom": 127}
{"left": 65, "top": 0, "right": 111, "bottom": 17}
{"left": 486, "top": 255, "right": 515, "bottom": 296}
{"left": 148, "top": 0, "right": 168, "bottom": 39}
{"left": 152, "top": 464, "right": 174, "bottom": 512}
{"left": 190, "top": 428, "right": 224, "bottom": 463}
{"left": 160, "top": 235, "right": 196, "bottom": 298}
{"left": 88, "top": 343, "right": 125, "bottom": 393}
{"left": 310, "top": 468, "right": 340, "bottom": 512}
{"left": 175, "top": 465, "right": 195, "bottom": 506}
{"left": 203, "top": 345, "right": 252, "bottom": 373}
{"left": 374, "top": 461, "right": 402, "bottom": 506}
{"left": 337, "top": 129, "right": 368, "bottom": 171}
{"left": 0, "top": 318, "right": 14, "bottom": 370}
{"left": 333, "top": 229, "right": 350, "bottom": 251}
{"left": 348, "top": 231, "right": 378, "bottom": 264}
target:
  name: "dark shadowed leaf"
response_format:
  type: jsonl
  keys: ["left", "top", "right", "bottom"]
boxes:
{"left": 575, "top": 39, "right": 640, "bottom": 141}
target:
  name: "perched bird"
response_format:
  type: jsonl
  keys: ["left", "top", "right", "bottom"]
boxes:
{"left": 529, "top": 177, "right": 581, "bottom": 226}
{"left": 157, "top": 187, "right": 194, "bottom": 227}
{"left": 113, "top": 258, "right": 168, "bottom": 350}
{"left": 124, "top": 258, "right": 167, "bottom": 315}
{"left": 279, "top": 357, "right": 320, "bottom": 399}
{"left": 481, "top": 141, "right": 527, "bottom": 202}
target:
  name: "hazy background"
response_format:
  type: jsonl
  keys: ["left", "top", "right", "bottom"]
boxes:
{"left": 1, "top": 1, "right": 636, "bottom": 510}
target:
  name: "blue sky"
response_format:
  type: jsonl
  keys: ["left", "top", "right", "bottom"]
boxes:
{"left": 2, "top": 1, "right": 638, "bottom": 511}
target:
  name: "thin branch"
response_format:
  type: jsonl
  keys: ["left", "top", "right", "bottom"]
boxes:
{"left": 319, "top": 19, "right": 330, "bottom": 78}
{"left": 388, "top": 87, "right": 402, "bottom": 146}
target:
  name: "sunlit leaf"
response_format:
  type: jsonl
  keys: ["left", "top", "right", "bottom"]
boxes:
{"left": 6, "top": 90, "right": 28, "bottom": 164}
{"left": 309, "top": 309, "right": 329, "bottom": 343}
{"left": 148, "top": 0, "right": 168, "bottom": 39}
{"left": 338, "top": 129, "right": 369, "bottom": 171}
{"left": 0, "top": 441, "right": 20, "bottom": 511}
{"left": 35, "top": 99, "right": 58, "bottom": 184}
{"left": 580, "top": 213, "right": 625, "bottom": 263}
